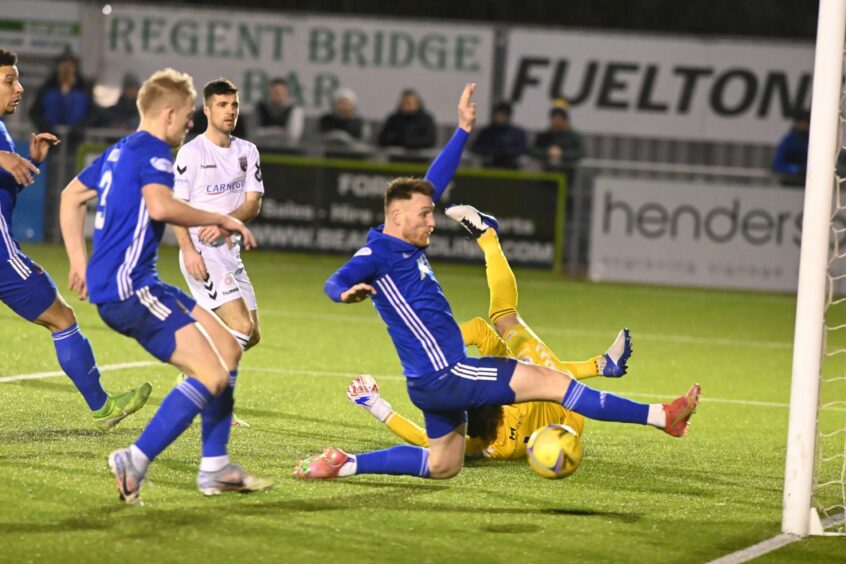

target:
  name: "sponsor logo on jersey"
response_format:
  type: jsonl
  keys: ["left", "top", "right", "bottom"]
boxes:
{"left": 204, "top": 179, "right": 246, "bottom": 194}
{"left": 353, "top": 247, "right": 372, "bottom": 257}
{"left": 149, "top": 157, "right": 173, "bottom": 172}
{"left": 176, "top": 164, "right": 187, "bottom": 175}
{"left": 107, "top": 149, "right": 121, "bottom": 162}
{"left": 417, "top": 256, "right": 434, "bottom": 280}
{"left": 201, "top": 164, "right": 217, "bottom": 169}
{"left": 255, "top": 161, "right": 262, "bottom": 182}
{"left": 239, "top": 156, "right": 247, "bottom": 171}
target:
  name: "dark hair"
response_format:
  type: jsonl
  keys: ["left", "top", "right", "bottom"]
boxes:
{"left": 0, "top": 49, "right": 18, "bottom": 67}
{"left": 550, "top": 107, "right": 569, "bottom": 119}
{"left": 467, "top": 405, "right": 503, "bottom": 442}
{"left": 793, "top": 109, "right": 811, "bottom": 123}
{"left": 203, "top": 78, "right": 238, "bottom": 102}
{"left": 270, "top": 77, "right": 288, "bottom": 88}
{"left": 493, "top": 101, "right": 513, "bottom": 116}
{"left": 384, "top": 177, "right": 435, "bottom": 209}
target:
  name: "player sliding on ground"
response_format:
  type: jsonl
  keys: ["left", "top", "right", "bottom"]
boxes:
{"left": 294, "top": 83, "right": 700, "bottom": 481}
{"left": 60, "top": 68, "right": 271, "bottom": 504}
{"left": 0, "top": 48, "right": 151, "bottom": 430}
{"left": 347, "top": 216, "right": 632, "bottom": 458}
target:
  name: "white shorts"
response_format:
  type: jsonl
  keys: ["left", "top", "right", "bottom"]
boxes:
{"left": 179, "top": 244, "right": 257, "bottom": 312}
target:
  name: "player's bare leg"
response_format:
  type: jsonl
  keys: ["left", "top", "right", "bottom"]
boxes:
{"left": 204, "top": 300, "right": 254, "bottom": 426}
{"left": 169, "top": 321, "right": 232, "bottom": 394}
{"left": 425, "top": 425, "right": 466, "bottom": 479}
{"left": 247, "top": 309, "right": 261, "bottom": 349}
{"left": 187, "top": 305, "right": 271, "bottom": 494}
{"left": 31, "top": 293, "right": 76, "bottom": 332}
{"left": 213, "top": 297, "right": 255, "bottom": 351}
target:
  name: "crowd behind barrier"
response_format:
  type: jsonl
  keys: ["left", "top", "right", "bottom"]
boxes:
{"left": 6, "top": 46, "right": 795, "bottom": 274}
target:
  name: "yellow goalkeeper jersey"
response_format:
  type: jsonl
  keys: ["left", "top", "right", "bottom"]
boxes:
{"left": 466, "top": 402, "right": 584, "bottom": 460}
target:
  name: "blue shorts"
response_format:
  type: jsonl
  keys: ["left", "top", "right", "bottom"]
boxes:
{"left": 406, "top": 356, "right": 518, "bottom": 439}
{"left": 0, "top": 252, "right": 57, "bottom": 321}
{"left": 97, "top": 282, "right": 197, "bottom": 362}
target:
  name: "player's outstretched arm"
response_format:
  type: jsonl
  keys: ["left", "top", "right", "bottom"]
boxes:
{"left": 425, "top": 83, "right": 477, "bottom": 202}
{"left": 324, "top": 251, "right": 379, "bottom": 303}
{"left": 60, "top": 177, "right": 98, "bottom": 299}
{"left": 347, "top": 375, "right": 430, "bottom": 447}
{"left": 142, "top": 183, "right": 257, "bottom": 249}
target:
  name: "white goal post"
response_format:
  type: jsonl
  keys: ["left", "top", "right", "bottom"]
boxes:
{"left": 782, "top": 0, "right": 846, "bottom": 537}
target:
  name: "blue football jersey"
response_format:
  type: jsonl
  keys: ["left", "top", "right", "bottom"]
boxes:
{"left": 0, "top": 119, "right": 39, "bottom": 263}
{"left": 325, "top": 226, "right": 466, "bottom": 378}
{"left": 78, "top": 131, "right": 175, "bottom": 304}
{"left": 323, "top": 127, "right": 471, "bottom": 377}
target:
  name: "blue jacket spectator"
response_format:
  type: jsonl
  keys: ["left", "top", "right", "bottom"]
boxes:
{"left": 471, "top": 101, "right": 527, "bottom": 168}
{"left": 29, "top": 51, "right": 93, "bottom": 134}
{"left": 772, "top": 110, "right": 810, "bottom": 187}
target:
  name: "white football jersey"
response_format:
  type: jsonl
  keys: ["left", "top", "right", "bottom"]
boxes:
{"left": 174, "top": 134, "right": 264, "bottom": 245}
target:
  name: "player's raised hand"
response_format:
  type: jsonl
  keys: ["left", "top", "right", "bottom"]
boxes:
{"left": 0, "top": 150, "right": 39, "bottom": 185}
{"left": 68, "top": 263, "right": 88, "bottom": 300}
{"left": 182, "top": 247, "right": 208, "bottom": 282}
{"left": 28, "top": 133, "right": 60, "bottom": 164}
{"left": 457, "top": 82, "right": 476, "bottom": 133}
{"left": 340, "top": 283, "right": 376, "bottom": 303}
{"left": 219, "top": 215, "right": 257, "bottom": 250}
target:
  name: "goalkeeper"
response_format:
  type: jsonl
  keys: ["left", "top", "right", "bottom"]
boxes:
{"left": 346, "top": 216, "right": 632, "bottom": 459}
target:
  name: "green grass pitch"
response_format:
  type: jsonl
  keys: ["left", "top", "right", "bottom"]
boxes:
{"left": 0, "top": 244, "right": 843, "bottom": 562}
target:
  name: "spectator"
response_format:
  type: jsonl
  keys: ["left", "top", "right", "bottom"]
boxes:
{"left": 772, "top": 110, "right": 810, "bottom": 187}
{"left": 29, "top": 50, "right": 94, "bottom": 135}
{"left": 98, "top": 73, "right": 140, "bottom": 131}
{"left": 253, "top": 77, "right": 304, "bottom": 144}
{"left": 532, "top": 106, "right": 585, "bottom": 170}
{"left": 319, "top": 88, "right": 367, "bottom": 143}
{"left": 377, "top": 89, "right": 436, "bottom": 150}
{"left": 470, "top": 101, "right": 527, "bottom": 168}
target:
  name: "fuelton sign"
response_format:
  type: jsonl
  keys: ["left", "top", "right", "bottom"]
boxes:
{"left": 588, "top": 177, "right": 817, "bottom": 292}
{"left": 505, "top": 29, "right": 813, "bottom": 143}
{"left": 102, "top": 5, "right": 493, "bottom": 122}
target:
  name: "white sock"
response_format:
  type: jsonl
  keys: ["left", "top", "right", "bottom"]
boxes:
{"left": 647, "top": 404, "right": 666, "bottom": 428}
{"left": 200, "top": 455, "right": 231, "bottom": 473}
{"left": 337, "top": 456, "right": 357, "bottom": 477}
{"left": 129, "top": 444, "right": 150, "bottom": 473}
{"left": 229, "top": 329, "right": 250, "bottom": 351}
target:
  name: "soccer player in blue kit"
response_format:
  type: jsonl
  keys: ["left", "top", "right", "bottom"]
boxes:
{"left": 294, "top": 83, "right": 701, "bottom": 480}
{"left": 60, "top": 68, "right": 271, "bottom": 504}
{"left": 0, "top": 48, "right": 152, "bottom": 429}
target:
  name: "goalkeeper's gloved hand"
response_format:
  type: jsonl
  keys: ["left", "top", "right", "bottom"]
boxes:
{"left": 346, "top": 374, "right": 393, "bottom": 422}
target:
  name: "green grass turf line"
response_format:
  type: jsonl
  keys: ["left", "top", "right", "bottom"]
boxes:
{"left": 0, "top": 244, "right": 840, "bottom": 562}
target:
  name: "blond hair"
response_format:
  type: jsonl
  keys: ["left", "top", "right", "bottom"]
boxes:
{"left": 136, "top": 68, "right": 196, "bottom": 118}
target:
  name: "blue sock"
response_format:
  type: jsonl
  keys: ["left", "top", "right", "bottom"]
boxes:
{"left": 135, "top": 377, "right": 212, "bottom": 461}
{"left": 562, "top": 380, "right": 649, "bottom": 424}
{"left": 354, "top": 445, "right": 430, "bottom": 477}
{"left": 52, "top": 323, "right": 108, "bottom": 411}
{"left": 201, "top": 371, "right": 235, "bottom": 457}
